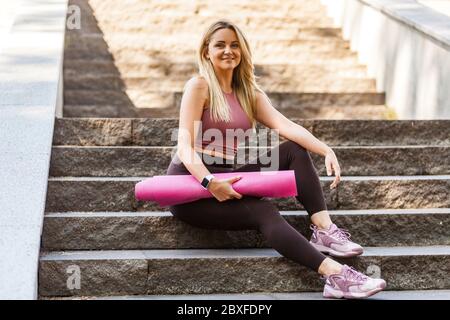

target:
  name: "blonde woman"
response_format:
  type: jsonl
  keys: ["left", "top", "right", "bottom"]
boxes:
{"left": 166, "top": 20, "right": 386, "bottom": 299}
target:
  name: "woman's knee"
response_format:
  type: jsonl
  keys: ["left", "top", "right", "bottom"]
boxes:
{"left": 282, "top": 140, "right": 310, "bottom": 160}
{"left": 246, "top": 198, "right": 283, "bottom": 225}
{"left": 169, "top": 205, "right": 190, "bottom": 222}
{"left": 169, "top": 204, "right": 203, "bottom": 224}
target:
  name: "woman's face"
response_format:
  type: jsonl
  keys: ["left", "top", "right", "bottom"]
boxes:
{"left": 206, "top": 28, "right": 241, "bottom": 71}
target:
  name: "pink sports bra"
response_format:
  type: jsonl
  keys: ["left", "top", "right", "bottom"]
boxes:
{"left": 194, "top": 90, "right": 252, "bottom": 159}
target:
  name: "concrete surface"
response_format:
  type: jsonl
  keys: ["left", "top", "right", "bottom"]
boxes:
{"left": 0, "top": 0, "right": 68, "bottom": 300}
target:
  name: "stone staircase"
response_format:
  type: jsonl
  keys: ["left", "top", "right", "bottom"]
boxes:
{"left": 38, "top": 0, "right": 450, "bottom": 299}
{"left": 63, "top": 0, "right": 390, "bottom": 119}
{"left": 40, "top": 118, "right": 450, "bottom": 299}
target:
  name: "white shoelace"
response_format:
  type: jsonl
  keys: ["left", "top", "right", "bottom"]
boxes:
{"left": 345, "top": 266, "right": 368, "bottom": 283}
{"left": 331, "top": 227, "right": 352, "bottom": 242}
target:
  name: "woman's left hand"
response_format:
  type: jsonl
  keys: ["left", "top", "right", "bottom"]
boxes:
{"left": 325, "top": 149, "right": 341, "bottom": 189}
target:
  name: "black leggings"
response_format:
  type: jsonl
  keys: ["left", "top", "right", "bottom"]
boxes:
{"left": 166, "top": 140, "right": 328, "bottom": 272}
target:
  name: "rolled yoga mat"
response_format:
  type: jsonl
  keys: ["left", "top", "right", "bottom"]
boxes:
{"left": 135, "top": 170, "right": 298, "bottom": 206}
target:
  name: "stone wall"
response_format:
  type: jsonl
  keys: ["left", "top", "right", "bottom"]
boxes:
{"left": 321, "top": 0, "right": 450, "bottom": 119}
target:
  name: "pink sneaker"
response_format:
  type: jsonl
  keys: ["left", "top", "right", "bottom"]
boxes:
{"left": 323, "top": 265, "right": 387, "bottom": 299}
{"left": 310, "top": 223, "right": 363, "bottom": 257}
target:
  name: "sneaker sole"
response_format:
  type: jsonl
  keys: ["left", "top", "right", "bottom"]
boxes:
{"left": 310, "top": 242, "right": 363, "bottom": 258}
{"left": 323, "top": 284, "right": 386, "bottom": 299}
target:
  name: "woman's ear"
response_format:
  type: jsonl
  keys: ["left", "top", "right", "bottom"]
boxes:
{"left": 204, "top": 45, "right": 210, "bottom": 59}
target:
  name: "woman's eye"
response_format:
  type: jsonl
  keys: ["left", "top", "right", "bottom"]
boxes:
{"left": 215, "top": 44, "right": 238, "bottom": 48}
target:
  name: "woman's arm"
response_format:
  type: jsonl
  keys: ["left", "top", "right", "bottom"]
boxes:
{"left": 254, "top": 92, "right": 331, "bottom": 156}
{"left": 254, "top": 91, "right": 341, "bottom": 189}
{"left": 176, "top": 76, "right": 213, "bottom": 184}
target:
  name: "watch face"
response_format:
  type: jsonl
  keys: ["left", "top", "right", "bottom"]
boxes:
{"left": 202, "top": 175, "right": 214, "bottom": 189}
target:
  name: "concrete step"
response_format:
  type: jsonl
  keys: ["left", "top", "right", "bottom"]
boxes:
{"left": 40, "top": 289, "right": 450, "bottom": 300}
{"left": 38, "top": 246, "right": 450, "bottom": 297}
{"left": 276, "top": 105, "right": 392, "bottom": 120}
{"left": 63, "top": 58, "right": 364, "bottom": 76}
{"left": 64, "top": 47, "right": 360, "bottom": 65}
{"left": 94, "top": 24, "right": 330, "bottom": 35}
{"left": 41, "top": 209, "right": 450, "bottom": 250}
{"left": 77, "top": 85, "right": 385, "bottom": 112}
{"left": 66, "top": 27, "right": 344, "bottom": 44}
{"left": 67, "top": 21, "right": 335, "bottom": 38}
{"left": 85, "top": 0, "right": 326, "bottom": 10}
{"left": 86, "top": 0, "right": 329, "bottom": 19}
{"left": 63, "top": 104, "right": 140, "bottom": 118}
{"left": 90, "top": 11, "right": 330, "bottom": 24}
{"left": 63, "top": 104, "right": 392, "bottom": 119}
{"left": 64, "top": 39, "right": 352, "bottom": 61}
{"left": 80, "top": 12, "right": 334, "bottom": 33}
{"left": 64, "top": 75, "right": 375, "bottom": 92}
{"left": 87, "top": 16, "right": 334, "bottom": 33}
{"left": 63, "top": 90, "right": 385, "bottom": 111}
{"left": 53, "top": 118, "right": 450, "bottom": 147}
{"left": 49, "top": 145, "right": 450, "bottom": 177}
{"left": 63, "top": 63, "right": 369, "bottom": 83}
{"left": 65, "top": 34, "right": 350, "bottom": 54}
{"left": 44, "top": 175, "right": 450, "bottom": 212}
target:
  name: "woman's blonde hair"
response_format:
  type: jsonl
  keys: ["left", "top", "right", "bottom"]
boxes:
{"left": 192, "top": 20, "right": 266, "bottom": 129}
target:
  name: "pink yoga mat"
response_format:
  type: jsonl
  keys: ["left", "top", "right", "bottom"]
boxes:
{"left": 135, "top": 170, "right": 298, "bottom": 206}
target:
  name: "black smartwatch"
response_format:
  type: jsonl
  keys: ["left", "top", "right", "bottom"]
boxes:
{"left": 201, "top": 174, "right": 215, "bottom": 189}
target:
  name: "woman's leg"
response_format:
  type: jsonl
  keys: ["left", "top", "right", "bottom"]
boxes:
{"left": 169, "top": 196, "right": 327, "bottom": 272}
{"left": 170, "top": 195, "right": 387, "bottom": 299}
{"left": 233, "top": 139, "right": 328, "bottom": 218}
{"left": 233, "top": 140, "right": 363, "bottom": 257}
{"left": 166, "top": 153, "right": 326, "bottom": 271}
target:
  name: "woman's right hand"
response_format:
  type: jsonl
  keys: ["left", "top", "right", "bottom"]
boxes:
{"left": 207, "top": 176, "right": 243, "bottom": 202}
